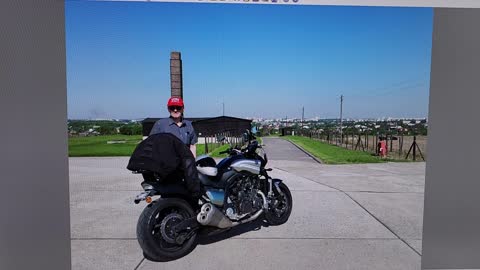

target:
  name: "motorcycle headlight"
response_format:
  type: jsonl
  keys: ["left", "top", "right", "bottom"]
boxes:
{"left": 141, "top": 182, "right": 154, "bottom": 191}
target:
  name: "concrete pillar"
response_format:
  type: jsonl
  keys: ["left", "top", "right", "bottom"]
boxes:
{"left": 0, "top": 1, "right": 71, "bottom": 270}
{"left": 422, "top": 8, "right": 480, "bottom": 270}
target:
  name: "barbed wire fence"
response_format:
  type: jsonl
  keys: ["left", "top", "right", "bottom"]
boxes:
{"left": 295, "top": 128, "right": 426, "bottom": 161}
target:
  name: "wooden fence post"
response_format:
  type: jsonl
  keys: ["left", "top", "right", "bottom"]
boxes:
{"left": 390, "top": 134, "right": 394, "bottom": 155}
{"left": 351, "top": 134, "right": 354, "bottom": 150}
{"left": 205, "top": 136, "right": 209, "bottom": 154}
{"left": 399, "top": 133, "right": 404, "bottom": 156}
{"left": 412, "top": 135, "right": 417, "bottom": 161}
{"left": 365, "top": 133, "right": 368, "bottom": 150}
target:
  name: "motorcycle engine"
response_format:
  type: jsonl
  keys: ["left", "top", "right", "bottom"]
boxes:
{"left": 226, "top": 175, "right": 263, "bottom": 220}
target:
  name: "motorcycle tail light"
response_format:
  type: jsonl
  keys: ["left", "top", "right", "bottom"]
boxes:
{"left": 145, "top": 197, "right": 152, "bottom": 204}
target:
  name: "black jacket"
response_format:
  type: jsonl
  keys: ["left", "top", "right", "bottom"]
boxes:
{"left": 127, "top": 133, "right": 200, "bottom": 195}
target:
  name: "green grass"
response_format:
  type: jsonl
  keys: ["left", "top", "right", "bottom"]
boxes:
{"left": 69, "top": 135, "right": 143, "bottom": 157}
{"left": 283, "top": 136, "right": 387, "bottom": 164}
{"left": 69, "top": 135, "right": 230, "bottom": 157}
{"left": 209, "top": 144, "right": 231, "bottom": 158}
{"left": 257, "top": 137, "right": 263, "bottom": 145}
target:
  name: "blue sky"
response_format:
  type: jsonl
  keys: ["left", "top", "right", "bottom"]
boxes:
{"left": 65, "top": 1, "right": 433, "bottom": 120}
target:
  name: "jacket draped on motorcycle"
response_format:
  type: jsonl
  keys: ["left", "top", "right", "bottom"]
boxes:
{"left": 126, "top": 133, "right": 201, "bottom": 196}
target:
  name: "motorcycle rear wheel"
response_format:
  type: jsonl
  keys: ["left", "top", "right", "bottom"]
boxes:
{"left": 137, "top": 198, "right": 198, "bottom": 261}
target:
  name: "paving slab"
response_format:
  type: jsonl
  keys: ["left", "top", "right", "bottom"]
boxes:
{"left": 138, "top": 239, "right": 420, "bottom": 270}
{"left": 72, "top": 240, "right": 143, "bottom": 270}
{"left": 346, "top": 192, "right": 424, "bottom": 240}
{"left": 70, "top": 190, "right": 144, "bottom": 239}
{"left": 225, "top": 190, "right": 396, "bottom": 239}
{"left": 405, "top": 239, "right": 423, "bottom": 255}
{"left": 70, "top": 157, "right": 142, "bottom": 192}
{"left": 273, "top": 164, "right": 425, "bottom": 193}
{"left": 70, "top": 189, "right": 394, "bottom": 240}
{"left": 262, "top": 137, "right": 318, "bottom": 163}
{"left": 267, "top": 159, "right": 322, "bottom": 170}
{"left": 267, "top": 168, "right": 337, "bottom": 192}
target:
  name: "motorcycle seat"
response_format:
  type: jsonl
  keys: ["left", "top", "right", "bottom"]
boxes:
{"left": 196, "top": 166, "right": 218, "bottom": 177}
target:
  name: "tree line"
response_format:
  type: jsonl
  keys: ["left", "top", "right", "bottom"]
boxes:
{"left": 68, "top": 120, "right": 143, "bottom": 136}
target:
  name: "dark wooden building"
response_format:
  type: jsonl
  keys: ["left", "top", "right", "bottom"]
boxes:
{"left": 280, "top": 127, "right": 295, "bottom": 136}
{"left": 142, "top": 116, "right": 252, "bottom": 137}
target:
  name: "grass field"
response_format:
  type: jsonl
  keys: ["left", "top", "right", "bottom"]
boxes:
{"left": 257, "top": 137, "right": 263, "bottom": 145}
{"left": 69, "top": 135, "right": 143, "bottom": 157}
{"left": 69, "top": 135, "right": 229, "bottom": 157}
{"left": 209, "top": 144, "right": 231, "bottom": 158}
{"left": 283, "top": 136, "right": 388, "bottom": 164}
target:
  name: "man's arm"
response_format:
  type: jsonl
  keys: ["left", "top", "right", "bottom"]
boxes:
{"left": 190, "top": 144, "right": 196, "bottom": 158}
{"left": 188, "top": 122, "right": 198, "bottom": 158}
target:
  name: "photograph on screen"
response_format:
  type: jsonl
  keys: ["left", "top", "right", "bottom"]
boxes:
{"left": 65, "top": 1, "right": 432, "bottom": 269}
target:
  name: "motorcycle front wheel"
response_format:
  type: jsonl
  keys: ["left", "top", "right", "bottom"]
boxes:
{"left": 137, "top": 198, "right": 198, "bottom": 262}
{"left": 265, "top": 181, "right": 293, "bottom": 226}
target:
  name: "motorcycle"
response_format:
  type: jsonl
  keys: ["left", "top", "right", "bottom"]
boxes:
{"left": 132, "top": 130, "right": 293, "bottom": 261}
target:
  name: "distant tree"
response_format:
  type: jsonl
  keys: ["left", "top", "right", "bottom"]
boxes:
{"left": 132, "top": 125, "right": 142, "bottom": 135}
{"left": 98, "top": 126, "right": 116, "bottom": 135}
{"left": 119, "top": 126, "right": 133, "bottom": 135}
{"left": 119, "top": 124, "right": 142, "bottom": 135}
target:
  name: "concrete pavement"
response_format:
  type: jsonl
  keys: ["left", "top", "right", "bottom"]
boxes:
{"left": 70, "top": 137, "right": 425, "bottom": 269}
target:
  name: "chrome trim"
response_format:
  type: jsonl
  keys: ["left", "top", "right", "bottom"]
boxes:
{"left": 274, "top": 182, "right": 285, "bottom": 197}
{"left": 231, "top": 159, "right": 261, "bottom": 175}
{"left": 196, "top": 203, "right": 233, "bottom": 229}
{"left": 141, "top": 183, "right": 153, "bottom": 191}
{"left": 135, "top": 191, "right": 149, "bottom": 201}
{"left": 257, "top": 190, "right": 268, "bottom": 210}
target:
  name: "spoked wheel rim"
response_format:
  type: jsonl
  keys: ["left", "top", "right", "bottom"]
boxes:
{"left": 151, "top": 207, "right": 190, "bottom": 251}
{"left": 271, "top": 191, "right": 289, "bottom": 218}
{"left": 266, "top": 182, "right": 292, "bottom": 224}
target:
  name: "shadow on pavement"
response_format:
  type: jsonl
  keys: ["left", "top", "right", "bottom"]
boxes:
{"left": 142, "top": 219, "right": 271, "bottom": 263}
{"left": 198, "top": 219, "right": 270, "bottom": 245}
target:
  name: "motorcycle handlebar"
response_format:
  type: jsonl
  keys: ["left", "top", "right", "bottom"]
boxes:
{"left": 218, "top": 141, "right": 261, "bottom": 156}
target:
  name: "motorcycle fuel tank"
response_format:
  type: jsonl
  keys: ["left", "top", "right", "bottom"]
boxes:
{"left": 230, "top": 159, "right": 261, "bottom": 175}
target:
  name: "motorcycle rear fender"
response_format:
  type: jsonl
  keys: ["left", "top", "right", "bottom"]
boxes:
{"left": 141, "top": 181, "right": 191, "bottom": 198}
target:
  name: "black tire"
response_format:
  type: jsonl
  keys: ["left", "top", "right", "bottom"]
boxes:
{"left": 265, "top": 181, "right": 293, "bottom": 226}
{"left": 137, "top": 198, "right": 198, "bottom": 262}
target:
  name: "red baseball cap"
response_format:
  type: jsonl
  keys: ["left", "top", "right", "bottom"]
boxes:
{"left": 167, "top": 97, "right": 184, "bottom": 107}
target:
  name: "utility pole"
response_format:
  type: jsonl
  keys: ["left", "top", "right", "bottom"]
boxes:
{"left": 340, "top": 95, "right": 344, "bottom": 144}
{"left": 222, "top": 102, "right": 225, "bottom": 116}
{"left": 302, "top": 106, "right": 304, "bottom": 129}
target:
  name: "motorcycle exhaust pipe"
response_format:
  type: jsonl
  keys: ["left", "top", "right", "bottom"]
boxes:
{"left": 197, "top": 191, "right": 269, "bottom": 229}
{"left": 231, "top": 209, "right": 263, "bottom": 227}
{"left": 197, "top": 203, "right": 233, "bottom": 229}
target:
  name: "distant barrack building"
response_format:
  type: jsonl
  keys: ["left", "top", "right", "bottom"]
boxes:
{"left": 142, "top": 116, "right": 252, "bottom": 137}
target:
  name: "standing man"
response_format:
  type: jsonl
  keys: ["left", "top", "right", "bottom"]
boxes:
{"left": 149, "top": 97, "right": 198, "bottom": 158}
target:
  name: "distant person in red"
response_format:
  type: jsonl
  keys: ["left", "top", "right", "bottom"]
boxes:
{"left": 149, "top": 97, "right": 198, "bottom": 158}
